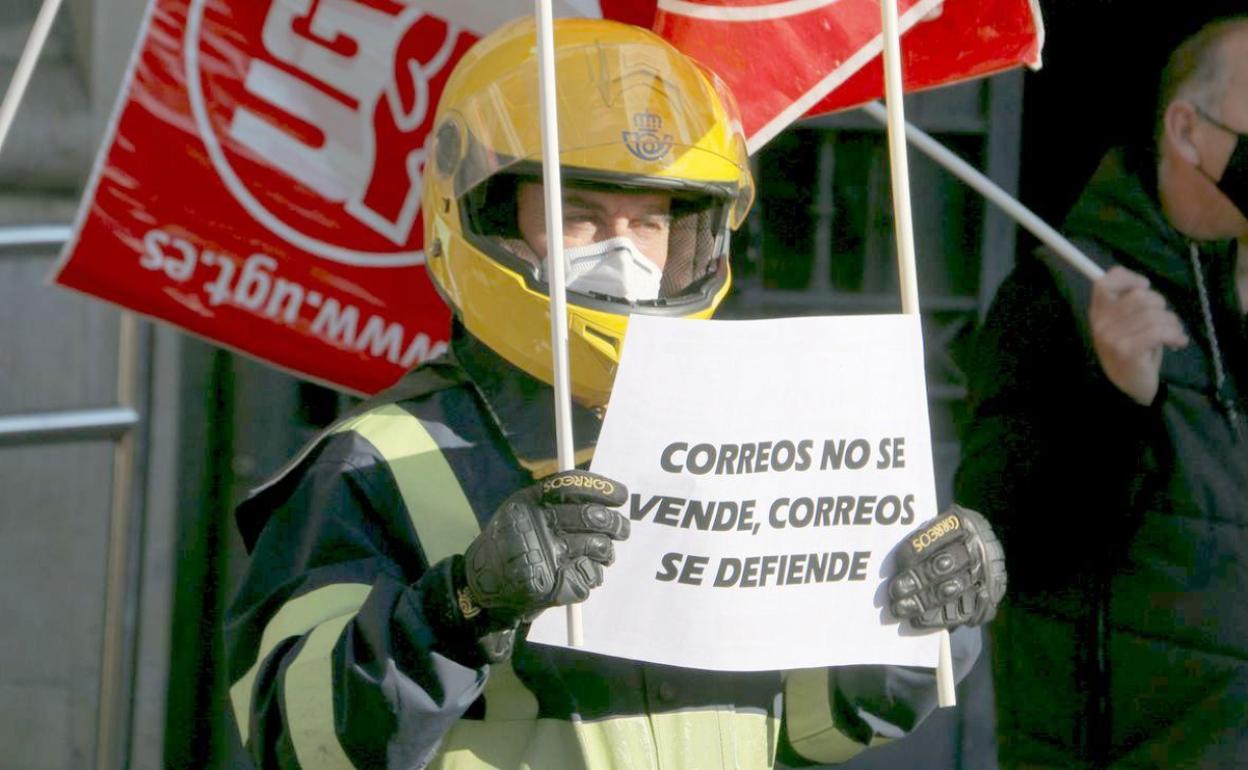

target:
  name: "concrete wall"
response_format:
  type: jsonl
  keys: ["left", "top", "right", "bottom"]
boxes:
{"left": 0, "top": 195, "right": 112, "bottom": 770}
{"left": 0, "top": 1, "right": 174, "bottom": 768}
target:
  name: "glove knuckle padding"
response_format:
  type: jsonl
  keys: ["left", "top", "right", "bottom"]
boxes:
{"left": 551, "top": 503, "right": 630, "bottom": 540}
{"left": 564, "top": 533, "right": 616, "bottom": 565}
{"left": 465, "top": 472, "right": 631, "bottom": 618}
{"left": 888, "top": 504, "right": 1007, "bottom": 629}
{"left": 574, "top": 557, "right": 604, "bottom": 589}
{"left": 964, "top": 505, "right": 1007, "bottom": 623}
{"left": 465, "top": 499, "right": 560, "bottom": 614}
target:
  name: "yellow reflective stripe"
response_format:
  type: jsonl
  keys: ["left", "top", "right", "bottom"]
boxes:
{"left": 482, "top": 661, "right": 539, "bottom": 721}
{"left": 650, "top": 708, "right": 776, "bottom": 769}
{"left": 234, "top": 400, "right": 486, "bottom": 764}
{"left": 285, "top": 611, "right": 360, "bottom": 770}
{"left": 733, "top": 709, "right": 780, "bottom": 768}
{"left": 432, "top": 710, "right": 777, "bottom": 769}
{"left": 337, "top": 405, "right": 479, "bottom": 563}
{"left": 785, "top": 668, "right": 872, "bottom": 764}
{"left": 229, "top": 583, "right": 372, "bottom": 746}
{"left": 433, "top": 720, "right": 577, "bottom": 770}
{"left": 344, "top": 405, "right": 542, "bottom": 725}
{"left": 333, "top": 403, "right": 783, "bottom": 768}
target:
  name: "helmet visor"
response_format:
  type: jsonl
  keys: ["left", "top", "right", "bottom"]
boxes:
{"left": 463, "top": 173, "right": 731, "bottom": 307}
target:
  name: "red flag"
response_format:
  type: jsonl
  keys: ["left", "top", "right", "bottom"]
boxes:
{"left": 52, "top": 0, "right": 659, "bottom": 394}
{"left": 653, "top": 0, "right": 1043, "bottom": 150}
{"left": 52, "top": 0, "right": 1038, "bottom": 394}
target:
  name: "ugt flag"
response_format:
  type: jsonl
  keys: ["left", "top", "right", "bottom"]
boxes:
{"left": 52, "top": 1, "right": 610, "bottom": 394}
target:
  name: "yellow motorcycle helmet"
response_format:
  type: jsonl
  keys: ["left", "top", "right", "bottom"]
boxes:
{"left": 423, "top": 16, "right": 754, "bottom": 406}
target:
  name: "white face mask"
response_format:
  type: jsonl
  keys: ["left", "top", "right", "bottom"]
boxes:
{"left": 545, "top": 236, "right": 664, "bottom": 302}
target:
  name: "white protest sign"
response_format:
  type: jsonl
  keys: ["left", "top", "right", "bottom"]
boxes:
{"left": 527, "top": 314, "right": 943, "bottom": 671}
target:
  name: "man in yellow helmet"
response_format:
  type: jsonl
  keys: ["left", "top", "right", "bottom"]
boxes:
{"left": 225, "top": 17, "right": 1005, "bottom": 769}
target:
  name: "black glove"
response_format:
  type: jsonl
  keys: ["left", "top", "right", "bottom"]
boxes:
{"left": 460, "top": 470, "right": 630, "bottom": 632}
{"left": 887, "top": 504, "right": 1006, "bottom": 630}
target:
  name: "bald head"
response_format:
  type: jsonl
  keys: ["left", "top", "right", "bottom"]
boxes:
{"left": 1157, "top": 17, "right": 1248, "bottom": 241}
{"left": 1156, "top": 17, "right": 1248, "bottom": 142}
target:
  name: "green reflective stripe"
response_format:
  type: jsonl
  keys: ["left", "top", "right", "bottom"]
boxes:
{"left": 433, "top": 716, "right": 655, "bottom": 769}
{"left": 285, "top": 611, "right": 361, "bottom": 770}
{"left": 341, "top": 404, "right": 552, "bottom": 746}
{"left": 229, "top": 583, "right": 372, "bottom": 746}
{"left": 650, "top": 709, "right": 776, "bottom": 769}
{"left": 482, "top": 661, "right": 539, "bottom": 721}
{"left": 433, "top": 710, "right": 777, "bottom": 769}
{"left": 337, "top": 405, "right": 479, "bottom": 562}
{"left": 342, "top": 407, "right": 543, "bottom": 727}
{"left": 732, "top": 709, "right": 780, "bottom": 768}
{"left": 784, "top": 668, "right": 869, "bottom": 764}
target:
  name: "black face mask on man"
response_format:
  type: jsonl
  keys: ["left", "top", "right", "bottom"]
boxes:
{"left": 1196, "top": 106, "right": 1248, "bottom": 218}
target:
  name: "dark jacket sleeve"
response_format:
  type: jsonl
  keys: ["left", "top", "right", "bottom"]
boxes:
{"left": 953, "top": 257, "right": 1152, "bottom": 595}
{"left": 224, "top": 433, "right": 487, "bottom": 770}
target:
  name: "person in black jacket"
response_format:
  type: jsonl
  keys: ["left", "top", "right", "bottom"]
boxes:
{"left": 224, "top": 16, "right": 1007, "bottom": 770}
{"left": 956, "top": 15, "right": 1248, "bottom": 769}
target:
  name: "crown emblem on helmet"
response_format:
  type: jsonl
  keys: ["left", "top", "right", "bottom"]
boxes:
{"left": 633, "top": 112, "right": 662, "bottom": 131}
{"left": 622, "top": 112, "right": 673, "bottom": 162}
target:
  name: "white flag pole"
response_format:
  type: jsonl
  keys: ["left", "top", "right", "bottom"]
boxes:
{"left": 534, "top": 0, "right": 584, "bottom": 646}
{"left": 859, "top": 102, "right": 1105, "bottom": 282}
{"left": 0, "top": 0, "right": 65, "bottom": 159}
{"left": 878, "top": 0, "right": 956, "bottom": 707}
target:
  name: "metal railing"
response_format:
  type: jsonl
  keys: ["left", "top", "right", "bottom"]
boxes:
{"left": 0, "top": 225, "right": 139, "bottom": 450}
{"left": 1, "top": 224, "right": 147, "bottom": 770}
{"left": 0, "top": 405, "right": 139, "bottom": 446}
{"left": 0, "top": 224, "right": 73, "bottom": 248}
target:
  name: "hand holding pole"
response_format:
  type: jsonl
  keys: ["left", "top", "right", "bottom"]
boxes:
{"left": 878, "top": 0, "right": 955, "bottom": 707}
{"left": 533, "top": 0, "right": 584, "bottom": 646}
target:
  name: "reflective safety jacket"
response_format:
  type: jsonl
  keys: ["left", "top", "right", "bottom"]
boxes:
{"left": 226, "top": 328, "right": 979, "bottom": 769}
